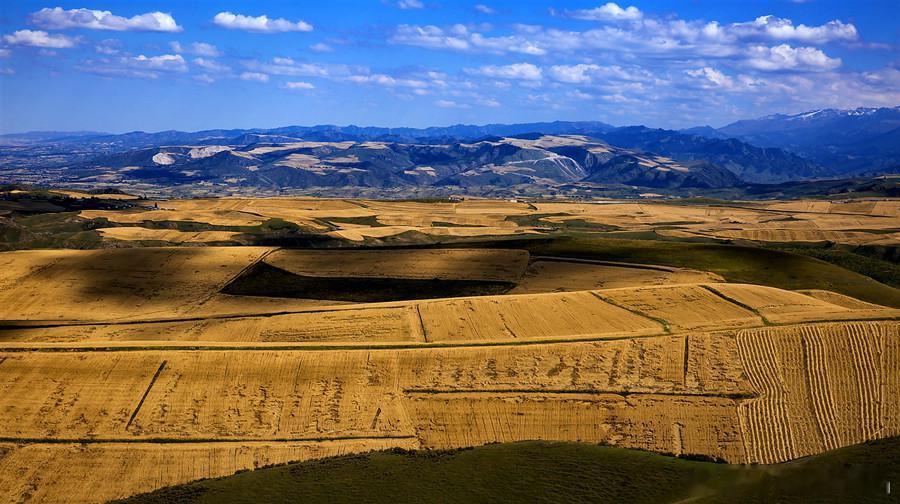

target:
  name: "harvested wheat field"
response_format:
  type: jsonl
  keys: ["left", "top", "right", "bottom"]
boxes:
{"left": 52, "top": 197, "right": 900, "bottom": 248}
{"left": 511, "top": 259, "right": 723, "bottom": 293}
{"left": 0, "top": 247, "right": 276, "bottom": 321}
{"left": 0, "top": 439, "right": 417, "bottom": 503}
{"left": 2, "top": 195, "right": 899, "bottom": 502}
{"left": 0, "top": 318, "right": 897, "bottom": 501}
{"left": 99, "top": 227, "right": 240, "bottom": 243}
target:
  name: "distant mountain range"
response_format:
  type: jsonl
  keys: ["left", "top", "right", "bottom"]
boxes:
{"left": 61, "top": 134, "right": 740, "bottom": 191}
{"left": 1, "top": 107, "right": 897, "bottom": 194}
{"left": 695, "top": 106, "right": 900, "bottom": 175}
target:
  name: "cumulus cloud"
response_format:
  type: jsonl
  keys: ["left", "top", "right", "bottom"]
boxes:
{"left": 475, "top": 4, "right": 495, "bottom": 14}
{"left": 549, "top": 64, "right": 600, "bottom": 83}
{"left": 391, "top": 24, "right": 545, "bottom": 55}
{"left": 79, "top": 53, "right": 187, "bottom": 79}
{"left": 435, "top": 99, "right": 470, "bottom": 108}
{"left": 282, "top": 81, "right": 315, "bottom": 90}
{"left": 239, "top": 72, "right": 270, "bottom": 82}
{"left": 565, "top": 3, "right": 643, "bottom": 22}
{"left": 396, "top": 0, "right": 424, "bottom": 9}
{"left": 29, "top": 7, "right": 181, "bottom": 32}
{"left": 213, "top": 12, "right": 313, "bottom": 33}
{"left": 3, "top": 30, "right": 77, "bottom": 48}
{"left": 745, "top": 44, "right": 841, "bottom": 71}
{"left": 346, "top": 73, "right": 428, "bottom": 88}
{"left": 0, "top": 48, "right": 11, "bottom": 58}
{"left": 390, "top": 12, "right": 856, "bottom": 71}
{"left": 686, "top": 67, "right": 734, "bottom": 88}
{"left": 170, "top": 41, "right": 221, "bottom": 57}
{"left": 130, "top": 54, "right": 188, "bottom": 72}
{"left": 244, "top": 57, "right": 348, "bottom": 78}
{"left": 469, "top": 63, "right": 542, "bottom": 81}
{"left": 192, "top": 57, "right": 230, "bottom": 73}
{"left": 94, "top": 38, "right": 120, "bottom": 55}
{"left": 310, "top": 42, "right": 333, "bottom": 53}
{"left": 729, "top": 15, "right": 857, "bottom": 44}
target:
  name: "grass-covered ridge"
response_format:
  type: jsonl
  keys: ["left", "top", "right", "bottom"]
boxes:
{"left": 520, "top": 235, "right": 900, "bottom": 308}
{"left": 121, "top": 438, "right": 900, "bottom": 504}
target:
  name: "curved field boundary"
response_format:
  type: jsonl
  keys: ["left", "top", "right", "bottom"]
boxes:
{"left": 529, "top": 256, "right": 679, "bottom": 272}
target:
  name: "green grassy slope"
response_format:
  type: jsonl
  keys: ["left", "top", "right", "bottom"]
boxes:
{"left": 121, "top": 438, "right": 900, "bottom": 504}
{"left": 523, "top": 235, "right": 900, "bottom": 308}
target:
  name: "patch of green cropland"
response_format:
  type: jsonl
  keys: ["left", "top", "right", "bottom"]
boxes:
{"left": 505, "top": 213, "right": 619, "bottom": 231}
{"left": 768, "top": 246, "right": 900, "bottom": 289}
{"left": 322, "top": 215, "right": 386, "bottom": 227}
{"left": 120, "top": 438, "right": 900, "bottom": 504}
{"left": 522, "top": 235, "right": 900, "bottom": 307}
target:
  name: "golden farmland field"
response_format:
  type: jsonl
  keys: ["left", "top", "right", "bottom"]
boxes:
{"left": 0, "top": 194, "right": 898, "bottom": 502}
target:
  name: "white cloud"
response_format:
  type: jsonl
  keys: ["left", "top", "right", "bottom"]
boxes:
{"left": 0, "top": 48, "right": 10, "bottom": 58}
{"left": 391, "top": 25, "right": 469, "bottom": 50}
{"left": 29, "top": 7, "right": 181, "bottom": 32}
{"left": 397, "top": 0, "right": 424, "bottom": 9}
{"left": 729, "top": 15, "right": 857, "bottom": 44}
{"left": 566, "top": 3, "right": 643, "bottom": 22}
{"left": 390, "top": 13, "right": 856, "bottom": 72}
{"left": 475, "top": 4, "right": 495, "bottom": 14}
{"left": 131, "top": 54, "right": 187, "bottom": 72}
{"left": 213, "top": 12, "right": 313, "bottom": 33}
{"left": 282, "top": 81, "right": 315, "bottom": 90}
{"left": 190, "top": 42, "right": 220, "bottom": 57}
{"left": 310, "top": 42, "right": 333, "bottom": 52}
{"left": 79, "top": 53, "right": 187, "bottom": 79}
{"left": 193, "top": 58, "right": 230, "bottom": 73}
{"left": 171, "top": 41, "right": 221, "bottom": 57}
{"left": 246, "top": 57, "right": 346, "bottom": 78}
{"left": 0, "top": 68, "right": 14, "bottom": 75}
{"left": 435, "top": 99, "right": 469, "bottom": 108}
{"left": 346, "top": 73, "right": 428, "bottom": 88}
{"left": 240, "top": 72, "right": 270, "bottom": 82}
{"left": 686, "top": 67, "right": 733, "bottom": 88}
{"left": 477, "top": 96, "right": 500, "bottom": 107}
{"left": 549, "top": 64, "right": 600, "bottom": 83}
{"left": 3, "top": 30, "right": 77, "bottom": 48}
{"left": 745, "top": 44, "right": 841, "bottom": 71}
{"left": 93, "top": 39, "right": 122, "bottom": 55}
{"left": 469, "top": 63, "right": 542, "bottom": 81}
{"left": 194, "top": 74, "right": 215, "bottom": 84}
{"left": 391, "top": 24, "right": 545, "bottom": 55}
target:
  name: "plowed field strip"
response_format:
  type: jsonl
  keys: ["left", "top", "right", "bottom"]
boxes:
{"left": 0, "top": 435, "right": 418, "bottom": 444}
{"left": 403, "top": 388, "right": 756, "bottom": 399}
{"left": 1, "top": 318, "right": 895, "bottom": 353}
{"left": 0, "top": 333, "right": 665, "bottom": 353}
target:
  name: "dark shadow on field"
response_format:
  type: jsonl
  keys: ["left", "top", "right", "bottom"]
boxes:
{"left": 222, "top": 262, "right": 517, "bottom": 302}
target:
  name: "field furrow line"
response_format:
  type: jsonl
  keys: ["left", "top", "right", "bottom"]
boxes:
{"left": 806, "top": 328, "right": 841, "bottom": 450}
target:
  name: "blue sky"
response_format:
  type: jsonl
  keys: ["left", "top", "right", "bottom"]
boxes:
{"left": 0, "top": 0, "right": 897, "bottom": 133}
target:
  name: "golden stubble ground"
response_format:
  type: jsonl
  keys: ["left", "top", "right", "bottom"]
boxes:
{"left": 0, "top": 221, "right": 898, "bottom": 502}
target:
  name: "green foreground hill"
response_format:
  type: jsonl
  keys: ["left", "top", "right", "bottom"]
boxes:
{"left": 122, "top": 438, "right": 900, "bottom": 504}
